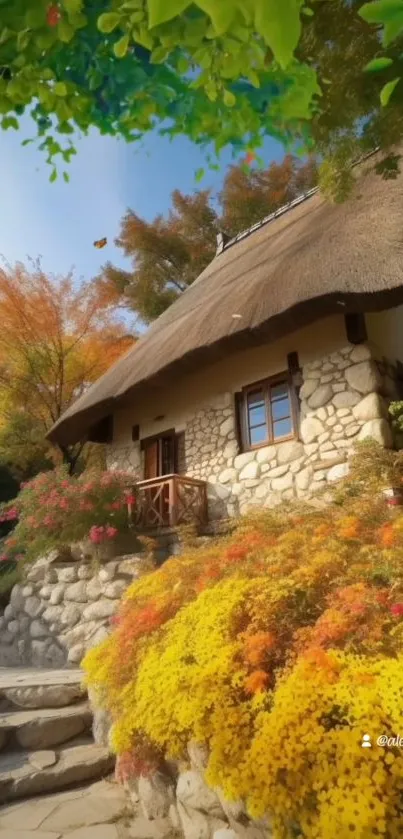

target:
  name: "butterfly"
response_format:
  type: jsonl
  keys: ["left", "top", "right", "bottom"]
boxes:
{"left": 93, "top": 237, "right": 107, "bottom": 249}
{"left": 245, "top": 151, "right": 256, "bottom": 166}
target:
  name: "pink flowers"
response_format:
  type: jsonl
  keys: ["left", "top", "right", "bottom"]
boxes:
{"left": 125, "top": 494, "right": 136, "bottom": 506}
{"left": 106, "top": 526, "right": 118, "bottom": 539}
{"left": 0, "top": 507, "right": 19, "bottom": 523}
{"left": 89, "top": 525, "right": 118, "bottom": 544}
{"left": 390, "top": 603, "right": 403, "bottom": 618}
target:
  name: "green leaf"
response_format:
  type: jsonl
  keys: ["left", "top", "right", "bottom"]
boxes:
{"left": 62, "top": 0, "right": 83, "bottom": 13}
{"left": 54, "top": 82, "right": 68, "bottom": 97}
{"left": 49, "top": 169, "right": 57, "bottom": 183}
{"left": 2, "top": 116, "right": 18, "bottom": 130}
{"left": 223, "top": 89, "right": 236, "bottom": 106}
{"left": 195, "top": 0, "right": 236, "bottom": 35}
{"left": 177, "top": 56, "right": 190, "bottom": 73}
{"left": 25, "top": 9, "right": 45, "bottom": 28}
{"left": 114, "top": 34, "right": 130, "bottom": 58}
{"left": 359, "top": 1, "right": 403, "bottom": 47}
{"left": 63, "top": 171, "right": 70, "bottom": 182}
{"left": 0, "top": 27, "right": 12, "bottom": 44}
{"left": 17, "top": 29, "right": 30, "bottom": 50}
{"left": 195, "top": 167, "right": 205, "bottom": 182}
{"left": 364, "top": 56, "right": 394, "bottom": 71}
{"left": 254, "top": 0, "right": 302, "bottom": 68}
{"left": 133, "top": 24, "right": 154, "bottom": 49}
{"left": 97, "top": 12, "right": 121, "bottom": 34}
{"left": 89, "top": 70, "right": 103, "bottom": 91}
{"left": 246, "top": 69, "right": 261, "bottom": 88}
{"left": 58, "top": 20, "right": 75, "bottom": 42}
{"left": 301, "top": 6, "right": 314, "bottom": 15}
{"left": 148, "top": 0, "right": 190, "bottom": 28}
{"left": 380, "top": 76, "right": 400, "bottom": 104}
{"left": 150, "top": 46, "right": 170, "bottom": 63}
{"left": 129, "top": 10, "right": 144, "bottom": 23}
{"left": 205, "top": 79, "right": 218, "bottom": 101}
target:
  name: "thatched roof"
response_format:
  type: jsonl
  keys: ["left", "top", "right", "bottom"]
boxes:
{"left": 49, "top": 148, "right": 403, "bottom": 446}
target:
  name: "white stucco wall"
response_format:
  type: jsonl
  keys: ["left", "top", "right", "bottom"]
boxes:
{"left": 367, "top": 305, "right": 403, "bottom": 365}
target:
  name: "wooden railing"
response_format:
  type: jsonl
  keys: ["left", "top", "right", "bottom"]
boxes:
{"left": 132, "top": 474, "right": 208, "bottom": 530}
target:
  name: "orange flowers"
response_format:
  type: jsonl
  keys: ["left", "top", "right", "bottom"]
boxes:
{"left": 244, "top": 631, "right": 277, "bottom": 667}
{"left": 338, "top": 516, "right": 361, "bottom": 539}
{"left": 378, "top": 522, "right": 396, "bottom": 548}
{"left": 245, "top": 670, "right": 270, "bottom": 694}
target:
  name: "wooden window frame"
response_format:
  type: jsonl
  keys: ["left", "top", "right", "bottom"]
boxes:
{"left": 240, "top": 372, "right": 299, "bottom": 452}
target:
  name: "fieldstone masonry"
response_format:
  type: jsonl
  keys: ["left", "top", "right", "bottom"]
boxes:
{"left": 174, "top": 343, "right": 398, "bottom": 518}
{"left": 0, "top": 554, "right": 142, "bottom": 668}
{"left": 106, "top": 342, "right": 400, "bottom": 522}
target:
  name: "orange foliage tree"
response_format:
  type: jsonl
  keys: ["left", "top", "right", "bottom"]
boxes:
{"left": 0, "top": 260, "right": 134, "bottom": 476}
{"left": 97, "top": 155, "right": 318, "bottom": 324}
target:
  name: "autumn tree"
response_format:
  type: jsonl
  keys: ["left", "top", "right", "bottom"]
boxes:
{"left": 220, "top": 154, "right": 318, "bottom": 236}
{"left": 0, "top": 261, "right": 134, "bottom": 476}
{"left": 100, "top": 154, "right": 318, "bottom": 322}
{"left": 98, "top": 189, "right": 219, "bottom": 324}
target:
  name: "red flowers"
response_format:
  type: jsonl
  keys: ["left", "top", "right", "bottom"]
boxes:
{"left": 89, "top": 525, "right": 118, "bottom": 544}
{"left": 390, "top": 603, "right": 403, "bottom": 618}
{"left": 124, "top": 492, "right": 136, "bottom": 506}
{"left": 46, "top": 4, "right": 61, "bottom": 26}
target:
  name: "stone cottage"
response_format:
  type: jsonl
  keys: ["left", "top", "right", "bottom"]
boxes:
{"left": 49, "top": 149, "right": 403, "bottom": 527}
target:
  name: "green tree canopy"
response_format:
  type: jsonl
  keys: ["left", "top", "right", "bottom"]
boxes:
{"left": 2, "top": 1, "right": 403, "bottom": 178}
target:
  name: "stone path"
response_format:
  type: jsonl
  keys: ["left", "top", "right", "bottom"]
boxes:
{"left": 0, "top": 777, "right": 175, "bottom": 839}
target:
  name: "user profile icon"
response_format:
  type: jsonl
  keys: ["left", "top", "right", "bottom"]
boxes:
{"left": 361, "top": 734, "right": 372, "bottom": 748}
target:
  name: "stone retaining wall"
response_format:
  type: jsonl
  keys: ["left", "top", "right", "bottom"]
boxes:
{"left": 0, "top": 553, "right": 142, "bottom": 668}
{"left": 122, "top": 741, "right": 271, "bottom": 839}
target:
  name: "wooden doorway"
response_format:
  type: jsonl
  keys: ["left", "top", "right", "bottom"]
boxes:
{"left": 142, "top": 431, "right": 176, "bottom": 524}
{"left": 142, "top": 432, "right": 176, "bottom": 479}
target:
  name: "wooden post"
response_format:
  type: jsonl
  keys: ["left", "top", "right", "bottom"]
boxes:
{"left": 169, "top": 476, "right": 178, "bottom": 527}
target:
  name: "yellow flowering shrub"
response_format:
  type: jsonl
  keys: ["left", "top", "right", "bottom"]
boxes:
{"left": 83, "top": 442, "right": 403, "bottom": 838}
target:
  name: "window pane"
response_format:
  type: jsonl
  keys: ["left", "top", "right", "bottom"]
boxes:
{"left": 250, "top": 425, "right": 268, "bottom": 445}
{"left": 272, "top": 395, "right": 291, "bottom": 421}
{"left": 271, "top": 382, "right": 288, "bottom": 401}
{"left": 247, "top": 389, "right": 264, "bottom": 407}
{"left": 249, "top": 404, "right": 266, "bottom": 427}
{"left": 273, "top": 417, "right": 292, "bottom": 439}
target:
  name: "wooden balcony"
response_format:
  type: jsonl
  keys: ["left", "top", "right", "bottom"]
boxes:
{"left": 132, "top": 474, "right": 208, "bottom": 530}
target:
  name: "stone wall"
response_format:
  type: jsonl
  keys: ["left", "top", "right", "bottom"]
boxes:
{"left": 122, "top": 741, "right": 271, "bottom": 839}
{"left": 105, "top": 341, "right": 397, "bottom": 522}
{"left": 0, "top": 553, "right": 142, "bottom": 668}
{"left": 186, "top": 343, "right": 393, "bottom": 519}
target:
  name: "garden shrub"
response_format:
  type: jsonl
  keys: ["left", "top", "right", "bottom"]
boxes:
{"left": 83, "top": 441, "right": 403, "bottom": 838}
{"left": 0, "top": 466, "right": 136, "bottom": 564}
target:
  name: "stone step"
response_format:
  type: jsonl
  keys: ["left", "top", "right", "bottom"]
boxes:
{"left": 0, "top": 701, "right": 92, "bottom": 750}
{"left": 0, "top": 668, "right": 86, "bottom": 709}
{"left": 0, "top": 736, "right": 114, "bottom": 803}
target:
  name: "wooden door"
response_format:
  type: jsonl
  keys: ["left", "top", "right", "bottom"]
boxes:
{"left": 144, "top": 439, "right": 159, "bottom": 479}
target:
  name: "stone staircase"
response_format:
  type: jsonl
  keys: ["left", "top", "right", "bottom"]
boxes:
{"left": 0, "top": 667, "right": 114, "bottom": 805}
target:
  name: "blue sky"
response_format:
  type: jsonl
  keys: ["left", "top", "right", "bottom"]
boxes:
{"left": 0, "top": 114, "right": 284, "bottom": 285}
